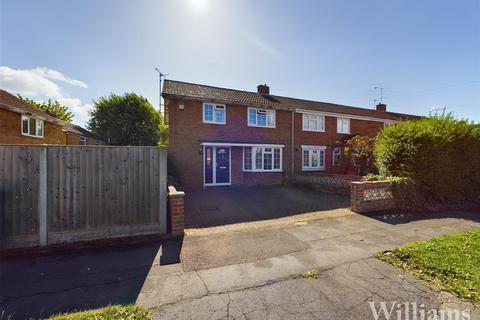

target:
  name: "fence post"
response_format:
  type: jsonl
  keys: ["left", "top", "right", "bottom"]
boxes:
{"left": 159, "top": 148, "right": 167, "bottom": 234}
{"left": 38, "top": 146, "right": 48, "bottom": 246}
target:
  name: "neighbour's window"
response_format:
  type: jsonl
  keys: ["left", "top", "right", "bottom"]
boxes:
{"left": 79, "top": 137, "right": 87, "bottom": 145}
{"left": 333, "top": 147, "right": 342, "bottom": 166}
{"left": 248, "top": 107, "right": 275, "bottom": 128}
{"left": 95, "top": 140, "right": 101, "bottom": 145}
{"left": 337, "top": 117, "right": 350, "bottom": 134}
{"left": 243, "top": 146, "right": 282, "bottom": 171}
{"left": 384, "top": 122, "right": 395, "bottom": 128}
{"left": 21, "top": 115, "right": 44, "bottom": 138}
{"left": 203, "top": 103, "right": 226, "bottom": 124}
{"left": 302, "top": 146, "right": 325, "bottom": 171}
{"left": 302, "top": 114, "right": 325, "bottom": 132}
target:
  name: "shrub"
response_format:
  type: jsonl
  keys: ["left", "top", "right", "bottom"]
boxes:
{"left": 375, "top": 115, "right": 480, "bottom": 207}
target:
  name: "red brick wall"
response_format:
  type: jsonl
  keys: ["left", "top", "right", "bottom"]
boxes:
{"left": 0, "top": 108, "right": 66, "bottom": 145}
{"left": 294, "top": 114, "right": 384, "bottom": 175}
{"left": 167, "top": 97, "right": 387, "bottom": 190}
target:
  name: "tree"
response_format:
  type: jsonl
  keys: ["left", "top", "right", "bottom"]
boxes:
{"left": 88, "top": 93, "right": 167, "bottom": 146}
{"left": 17, "top": 95, "right": 74, "bottom": 122}
{"left": 345, "top": 135, "right": 376, "bottom": 175}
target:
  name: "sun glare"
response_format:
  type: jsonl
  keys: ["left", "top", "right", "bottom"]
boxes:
{"left": 190, "top": 0, "right": 208, "bottom": 10}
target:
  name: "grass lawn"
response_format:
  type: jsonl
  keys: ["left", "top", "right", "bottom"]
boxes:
{"left": 48, "top": 305, "right": 151, "bottom": 320}
{"left": 377, "top": 229, "right": 480, "bottom": 303}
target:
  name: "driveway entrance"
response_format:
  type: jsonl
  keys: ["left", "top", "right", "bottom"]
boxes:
{"left": 184, "top": 186, "right": 350, "bottom": 229}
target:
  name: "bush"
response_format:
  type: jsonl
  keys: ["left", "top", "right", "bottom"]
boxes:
{"left": 375, "top": 115, "right": 480, "bottom": 207}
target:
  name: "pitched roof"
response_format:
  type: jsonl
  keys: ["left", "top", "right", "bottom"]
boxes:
{"left": 0, "top": 89, "right": 67, "bottom": 124}
{"left": 64, "top": 124, "right": 106, "bottom": 141}
{"left": 162, "top": 80, "right": 420, "bottom": 121}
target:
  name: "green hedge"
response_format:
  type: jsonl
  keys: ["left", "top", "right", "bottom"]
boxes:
{"left": 375, "top": 115, "right": 480, "bottom": 207}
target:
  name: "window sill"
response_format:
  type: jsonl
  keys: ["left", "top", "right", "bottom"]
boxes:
{"left": 21, "top": 133, "right": 44, "bottom": 139}
{"left": 302, "top": 129, "right": 326, "bottom": 133}
{"left": 243, "top": 169, "right": 283, "bottom": 173}
{"left": 247, "top": 124, "right": 276, "bottom": 129}
{"left": 337, "top": 132, "right": 351, "bottom": 135}
{"left": 202, "top": 121, "right": 226, "bottom": 125}
{"left": 302, "top": 168, "right": 326, "bottom": 172}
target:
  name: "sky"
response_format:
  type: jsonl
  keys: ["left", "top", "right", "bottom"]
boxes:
{"left": 1, "top": 0, "right": 479, "bottom": 126}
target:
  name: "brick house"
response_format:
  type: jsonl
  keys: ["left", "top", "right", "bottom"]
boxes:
{"left": 0, "top": 89, "right": 105, "bottom": 145}
{"left": 162, "top": 80, "right": 418, "bottom": 190}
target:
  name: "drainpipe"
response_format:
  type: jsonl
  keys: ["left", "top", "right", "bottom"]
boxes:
{"left": 291, "top": 109, "right": 295, "bottom": 184}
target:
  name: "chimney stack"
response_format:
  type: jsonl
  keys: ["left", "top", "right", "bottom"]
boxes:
{"left": 257, "top": 84, "right": 270, "bottom": 95}
{"left": 376, "top": 103, "right": 387, "bottom": 112}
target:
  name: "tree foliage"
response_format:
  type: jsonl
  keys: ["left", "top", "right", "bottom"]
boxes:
{"left": 88, "top": 93, "right": 167, "bottom": 146}
{"left": 344, "top": 135, "right": 376, "bottom": 175}
{"left": 375, "top": 115, "right": 480, "bottom": 205}
{"left": 17, "top": 95, "right": 74, "bottom": 122}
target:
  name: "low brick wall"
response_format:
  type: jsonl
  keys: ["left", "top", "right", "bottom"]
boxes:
{"left": 168, "top": 186, "right": 185, "bottom": 236}
{"left": 295, "top": 173, "right": 361, "bottom": 195}
{"left": 351, "top": 181, "right": 396, "bottom": 213}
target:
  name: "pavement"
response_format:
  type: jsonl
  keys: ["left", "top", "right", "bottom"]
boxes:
{"left": 1, "top": 210, "right": 479, "bottom": 319}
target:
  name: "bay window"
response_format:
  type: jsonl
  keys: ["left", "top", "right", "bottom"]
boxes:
{"left": 243, "top": 146, "right": 282, "bottom": 171}
{"left": 302, "top": 145, "right": 326, "bottom": 171}
{"left": 248, "top": 107, "right": 275, "bottom": 128}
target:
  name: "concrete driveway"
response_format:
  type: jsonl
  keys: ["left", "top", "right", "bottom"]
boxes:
{"left": 185, "top": 186, "right": 350, "bottom": 229}
{"left": 1, "top": 210, "right": 479, "bottom": 319}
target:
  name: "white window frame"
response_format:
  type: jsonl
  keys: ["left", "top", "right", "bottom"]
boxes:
{"left": 247, "top": 107, "right": 275, "bottom": 128}
{"left": 337, "top": 117, "right": 350, "bottom": 134}
{"left": 332, "top": 147, "right": 342, "bottom": 166}
{"left": 302, "top": 113, "right": 325, "bottom": 132}
{"left": 203, "top": 102, "right": 226, "bottom": 125}
{"left": 79, "top": 137, "right": 87, "bottom": 145}
{"left": 242, "top": 146, "right": 282, "bottom": 172}
{"left": 301, "top": 145, "right": 326, "bottom": 171}
{"left": 21, "top": 115, "right": 44, "bottom": 138}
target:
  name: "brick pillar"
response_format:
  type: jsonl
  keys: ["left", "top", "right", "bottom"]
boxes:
{"left": 350, "top": 182, "right": 365, "bottom": 213}
{"left": 168, "top": 186, "right": 185, "bottom": 236}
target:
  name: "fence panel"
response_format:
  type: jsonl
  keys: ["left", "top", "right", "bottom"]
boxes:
{"left": 0, "top": 145, "right": 167, "bottom": 249}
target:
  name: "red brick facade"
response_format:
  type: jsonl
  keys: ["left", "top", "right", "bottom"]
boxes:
{"left": 166, "top": 96, "right": 394, "bottom": 190}
{"left": 0, "top": 108, "right": 67, "bottom": 145}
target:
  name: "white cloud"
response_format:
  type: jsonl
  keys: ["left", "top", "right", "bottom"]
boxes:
{"left": 0, "top": 66, "right": 62, "bottom": 97}
{"left": 31, "top": 67, "right": 88, "bottom": 88}
{"left": 0, "top": 66, "right": 91, "bottom": 126}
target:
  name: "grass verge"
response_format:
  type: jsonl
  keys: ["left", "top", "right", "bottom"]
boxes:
{"left": 48, "top": 304, "right": 151, "bottom": 320}
{"left": 377, "top": 229, "right": 480, "bottom": 303}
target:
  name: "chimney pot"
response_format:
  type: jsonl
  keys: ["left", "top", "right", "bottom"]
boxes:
{"left": 257, "top": 84, "right": 270, "bottom": 95}
{"left": 376, "top": 103, "right": 387, "bottom": 112}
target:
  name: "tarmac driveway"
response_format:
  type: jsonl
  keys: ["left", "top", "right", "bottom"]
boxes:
{"left": 1, "top": 211, "right": 479, "bottom": 319}
{"left": 185, "top": 186, "right": 350, "bottom": 228}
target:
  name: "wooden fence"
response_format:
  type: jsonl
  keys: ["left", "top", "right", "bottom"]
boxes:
{"left": 0, "top": 145, "right": 167, "bottom": 249}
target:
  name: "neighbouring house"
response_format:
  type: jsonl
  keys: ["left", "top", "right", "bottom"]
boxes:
{"left": 64, "top": 124, "right": 106, "bottom": 145}
{"left": 162, "top": 80, "right": 419, "bottom": 190}
{"left": 0, "top": 89, "right": 105, "bottom": 145}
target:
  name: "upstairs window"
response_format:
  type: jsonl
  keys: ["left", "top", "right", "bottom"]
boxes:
{"left": 79, "top": 137, "right": 87, "bottom": 145}
{"left": 248, "top": 107, "right": 275, "bottom": 128}
{"left": 302, "top": 114, "right": 325, "bottom": 132}
{"left": 21, "top": 115, "right": 44, "bottom": 138}
{"left": 243, "top": 146, "right": 282, "bottom": 171}
{"left": 337, "top": 117, "right": 350, "bottom": 134}
{"left": 203, "top": 103, "right": 226, "bottom": 124}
